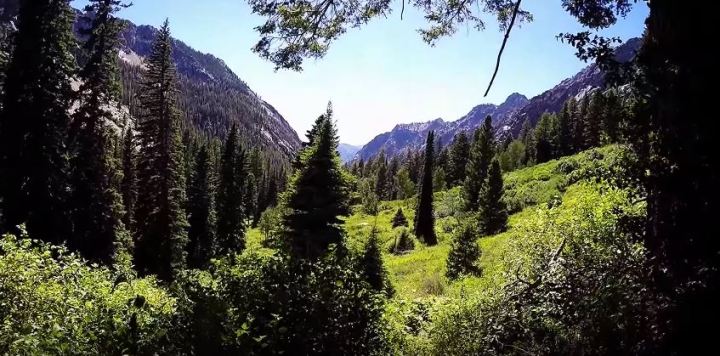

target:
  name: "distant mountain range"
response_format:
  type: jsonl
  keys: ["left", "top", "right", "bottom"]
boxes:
{"left": 0, "top": 1, "right": 302, "bottom": 159}
{"left": 355, "top": 37, "right": 642, "bottom": 161}
{"left": 338, "top": 143, "right": 362, "bottom": 163}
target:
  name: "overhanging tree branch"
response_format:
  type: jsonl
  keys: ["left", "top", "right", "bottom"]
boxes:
{"left": 483, "top": 0, "right": 522, "bottom": 97}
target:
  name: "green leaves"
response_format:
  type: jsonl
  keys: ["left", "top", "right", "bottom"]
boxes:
{"left": 0, "top": 233, "right": 178, "bottom": 354}
{"left": 248, "top": 0, "right": 531, "bottom": 70}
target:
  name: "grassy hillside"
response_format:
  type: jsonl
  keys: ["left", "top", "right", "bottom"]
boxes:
{"left": 244, "top": 144, "right": 638, "bottom": 300}
{"left": 334, "top": 144, "right": 638, "bottom": 301}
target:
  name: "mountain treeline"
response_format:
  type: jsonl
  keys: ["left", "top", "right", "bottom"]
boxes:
{"left": 349, "top": 88, "right": 632, "bottom": 213}
{"left": 0, "top": 0, "right": 286, "bottom": 278}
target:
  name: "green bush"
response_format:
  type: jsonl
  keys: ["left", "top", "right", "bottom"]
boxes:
{"left": 0, "top": 233, "right": 180, "bottom": 355}
{"left": 424, "top": 183, "right": 658, "bottom": 354}
{"left": 216, "top": 249, "right": 388, "bottom": 354}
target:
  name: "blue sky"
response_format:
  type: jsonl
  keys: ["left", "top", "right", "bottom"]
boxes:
{"left": 73, "top": 0, "right": 648, "bottom": 146}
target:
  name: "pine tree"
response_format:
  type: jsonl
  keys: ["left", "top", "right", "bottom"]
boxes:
{"left": 391, "top": 208, "right": 408, "bottom": 228}
{"left": 360, "top": 228, "right": 392, "bottom": 295}
{"left": 216, "top": 124, "right": 247, "bottom": 255}
{"left": 433, "top": 167, "right": 446, "bottom": 192}
{"left": 520, "top": 118, "right": 536, "bottom": 165}
{"left": 68, "top": 0, "right": 131, "bottom": 264}
{"left": 601, "top": 89, "right": 622, "bottom": 144}
{"left": 387, "top": 157, "right": 400, "bottom": 200}
{"left": 121, "top": 127, "right": 137, "bottom": 230}
{"left": 0, "top": 0, "right": 75, "bottom": 243}
{"left": 463, "top": 116, "right": 495, "bottom": 212}
{"left": 534, "top": 113, "right": 556, "bottom": 163}
{"left": 374, "top": 152, "right": 388, "bottom": 200}
{"left": 448, "top": 131, "right": 470, "bottom": 187}
{"left": 478, "top": 159, "right": 508, "bottom": 236}
{"left": 446, "top": 224, "right": 481, "bottom": 280}
{"left": 390, "top": 227, "right": 415, "bottom": 254}
{"left": 557, "top": 98, "right": 574, "bottom": 156}
{"left": 414, "top": 131, "right": 437, "bottom": 245}
{"left": 134, "top": 20, "right": 189, "bottom": 282}
{"left": 283, "top": 109, "right": 349, "bottom": 259}
{"left": 187, "top": 146, "right": 216, "bottom": 268}
{"left": 573, "top": 95, "right": 589, "bottom": 151}
{"left": 248, "top": 148, "right": 263, "bottom": 223}
{"left": 244, "top": 173, "right": 258, "bottom": 224}
{"left": 584, "top": 91, "right": 604, "bottom": 149}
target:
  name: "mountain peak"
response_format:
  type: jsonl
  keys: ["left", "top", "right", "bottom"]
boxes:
{"left": 502, "top": 92, "right": 529, "bottom": 106}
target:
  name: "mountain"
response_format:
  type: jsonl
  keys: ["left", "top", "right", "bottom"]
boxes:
{"left": 355, "top": 93, "right": 529, "bottom": 160}
{"left": 355, "top": 38, "right": 642, "bottom": 161}
{"left": 0, "top": 1, "right": 302, "bottom": 159}
{"left": 338, "top": 143, "right": 362, "bottom": 163}
{"left": 501, "top": 37, "right": 643, "bottom": 137}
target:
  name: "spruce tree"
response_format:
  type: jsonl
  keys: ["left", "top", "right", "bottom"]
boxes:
{"left": 248, "top": 148, "right": 263, "bottom": 223}
{"left": 0, "top": 0, "right": 75, "bottom": 243}
{"left": 69, "top": 0, "right": 131, "bottom": 263}
{"left": 557, "top": 98, "right": 574, "bottom": 156}
{"left": 463, "top": 116, "right": 495, "bottom": 212}
{"left": 601, "top": 89, "right": 622, "bottom": 144}
{"left": 446, "top": 224, "right": 481, "bottom": 280}
{"left": 283, "top": 111, "right": 349, "bottom": 258}
{"left": 387, "top": 157, "right": 400, "bottom": 200}
{"left": 360, "top": 228, "right": 392, "bottom": 295}
{"left": 216, "top": 124, "right": 247, "bottom": 255}
{"left": 391, "top": 208, "right": 408, "bottom": 228}
{"left": 187, "top": 146, "right": 215, "bottom": 269}
{"left": 374, "top": 152, "right": 388, "bottom": 200}
{"left": 573, "top": 95, "right": 589, "bottom": 151}
{"left": 478, "top": 159, "right": 508, "bottom": 236}
{"left": 584, "top": 91, "right": 603, "bottom": 149}
{"left": 534, "top": 113, "right": 556, "bottom": 163}
{"left": 121, "top": 127, "right": 137, "bottom": 230}
{"left": 134, "top": 20, "right": 189, "bottom": 282}
{"left": 448, "top": 131, "right": 470, "bottom": 187}
{"left": 519, "top": 118, "right": 536, "bottom": 165}
{"left": 414, "top": 131, "right": 437, "bottom": 245}
{"left": 244, "top": 173, "right": 258, "bottom": 224}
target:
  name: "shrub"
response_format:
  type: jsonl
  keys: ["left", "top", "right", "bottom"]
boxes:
{"left": 421, "top": 272, "right": 446, "bottom": 296}
{"left": 216, "top": 249, "right": 388, "bottom": 354}
{"left": 426, "top": 183, "right": 659, "bottom": 354}
{"left": 0, "top": 233, "right": 180, "bottom": 355}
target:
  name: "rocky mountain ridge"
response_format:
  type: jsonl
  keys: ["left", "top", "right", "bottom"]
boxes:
{"left": 355, "top": 37, "right": 642, "bottom": 161}
{"left": 0, "top": 1, "right": 302, "bottom": 158}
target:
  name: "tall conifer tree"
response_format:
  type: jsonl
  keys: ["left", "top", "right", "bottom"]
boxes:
{"left": 414, "top": 131, "right": 437, "bottom": 245}
{"left": 134, "top": 20, "right": 189, "bottom": 281}
{"left": 187, "top": 146, "right": 215, "bottom": 268}
{"left": 216, "top": 124, "right": 247, "bottom": 255}
{"left": 121, "top": 127, "right": 137, "bottom": 230}
{"left": 534, "top": 113, "right": 556, "bottom": 163}
{"left": 448, "top": 131, "right": 470, "bottom": 187}
{"left": 478, "top": 159, "right": 508, "bottom": 236}
{"left": 557, "top": 99, "right": 574, "bottom": 156}
{"left": 584, "top": 91, "right": 604, "bottom": 149}
{"left": 283, "top": 109, "right": 349, "bottom": 258}
{"left": 601, "top": 89, "right": 622, "bottom": 144}
{"left": 463, "top": 116, "right": 494, "bottom": 212}
{"left": 573, "top": 95, "right": 589, "bottom": 151}
{"left": 69, "top": 0, "right": 131, "bottom": 263}
{"left": 374, "top": 152, "right": 388, "bottom": 200}
{"left": 0, "top": 0, "right": 75, "bottom": 243}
